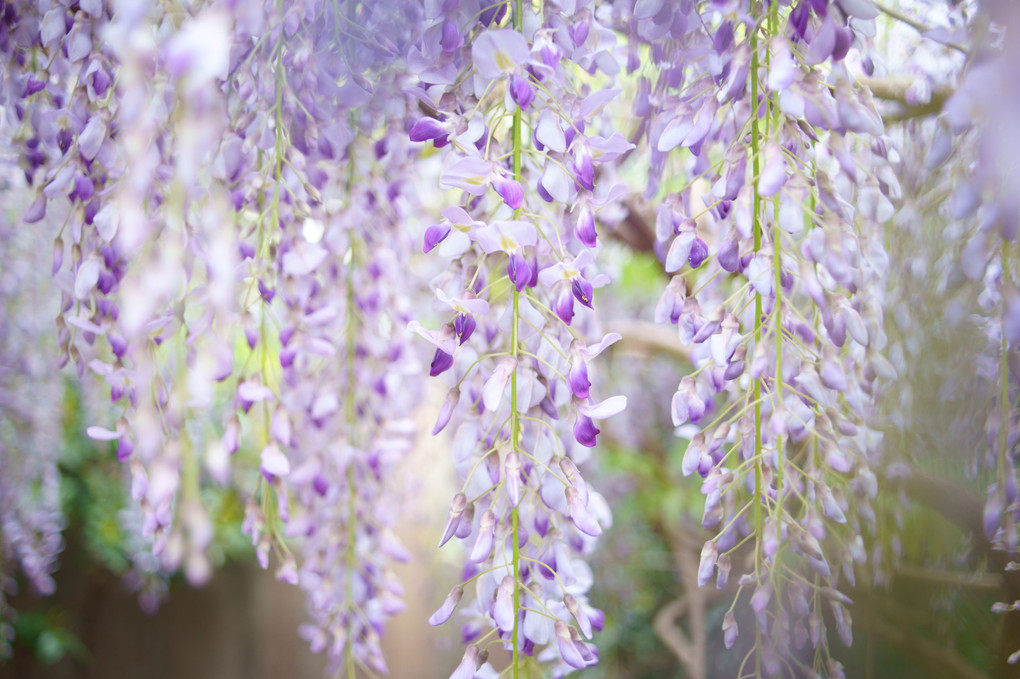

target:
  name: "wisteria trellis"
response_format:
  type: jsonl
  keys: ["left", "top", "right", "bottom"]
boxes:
{"left": 1, "top": 0, "right": 1018, "bottom": 677}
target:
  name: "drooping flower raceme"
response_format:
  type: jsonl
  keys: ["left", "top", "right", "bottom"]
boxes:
{"left": 624, "top": 1, "right": 895, "bottom": 673}
{"left": 410, "top": 2, "right": 630, "bottom": 674}
{"left": 1, "top": 0, "right": 428, "bottom": 670}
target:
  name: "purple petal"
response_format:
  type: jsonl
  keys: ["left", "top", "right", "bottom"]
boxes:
{"left": 508, "top": 253, "right": 531, "bottom": 292}
{"left": 573, "top": 414, "right": 599, "bottom": 447}
{"left": 440, "top": 19, "right": 464, "bottom": 52}
{"left": 573, "top": 153, "right": 595, "bottom": 191}
{"left": 574, "top": 206, "right": 597, "bottom": 247}
{"left": 510, "top": 73, "right": 534, "bottom": 110}
{"left": 430, "top": 348, "right": 454, "bottom": 377}
{"left": 688, "top": 237, "right": 708, "bottom": 268}
{"left": 568, "top": 358, "right": 591, "bottom": 399}
{"left": 819, "top": 361, "right": 848, "bottom": 392}
{"left": 454, "top": 313, "right": 476, "bottom": 345}
{"left": 570, "top": 278, "right": 594, "bottom": 309}
{"left": 423, "top": 224, "right": 451, "bottom": 252}
{"left": 429, "top": 585, "right": 464, "bottom": 626}
{"left": 494, "top": 178, "right": 524, "bottom": 210}
{"left": 553, "top": 287, "right": 575, "bottom": 325}
{"left": 116, "top": 437, "right": 134, "bottom": 461}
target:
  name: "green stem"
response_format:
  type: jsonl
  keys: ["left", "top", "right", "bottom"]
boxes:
{"left": 769, "top": 0, "right": 785, "bottom": 538}
{"left": 750, "top": 10, "right": 764, "bottom": 677}
{"left": 344, "top": 120, "right": 358, "bottom": 679}
{"left": 510, "top": 1, "right": 524, "bottom": 677}
{"left": 1000, "top": 241, "right": 1010, "bottom": 485}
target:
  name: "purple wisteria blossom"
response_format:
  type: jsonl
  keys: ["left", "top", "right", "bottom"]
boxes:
{"left": 410, "top": 2, "right": 629, "bottom": 675}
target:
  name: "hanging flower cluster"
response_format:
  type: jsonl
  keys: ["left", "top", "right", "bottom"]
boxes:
{"left": 1, "top": 0, "right": 429, "bottom": 668}
{"left": 0, "top": 185, "right": 65, "bottom": 658}
{"left": 618, "top": 0, "right": 896, "bottom": 673}
{"left": 408, "top": 0, "right": 633, "bottom": 674}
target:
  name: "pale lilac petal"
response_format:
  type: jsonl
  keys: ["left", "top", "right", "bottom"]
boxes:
{"left": 87, "top": 425, "right": 123, "bottom": 441}
{"left": 469, "top": 511, "right": 496, "bottom": 562}
{"left": 260, "top": 444, "right": 290, "bottom": 477}
{"left": 555, "top": 621, "right": 587, "bottom": 669}
{"left": 498, "top": 220, "right": 538, "bottom": 248}
{"left": 433, "top": 388, "right": 460, "bottom": 435}
{"left": 722, "top": 611, "right": 738, "bottom": 649}
{"left": 439, "top": 493, "right": 467, "bottom": 547}
{"left": 23, "top": 195, "right": 46, "bottom": 224}
{"left": 578, "top": 395, "right": 627, "bottom": 420}
{"left": 566, "top": 486, "right": 601, "bottom": 536}
{"left": 407, "top": 320, "right": 458, "bottom": 354}
{"left": 536, "top": 113, "right": 566, "bottom": 153}
{"left": 751, "top": 582, "right": 773, "bottom": 612}
{"left": 758, "top": 142, "right": 787, "bottom": 197}
{"left": 564, "top": 594, "right": 593, "bottom": 639}
{"left": 839, "top": 0, "right": 879, "bottom": 19}
{"left": 440, "top": 156, "right": 492, "bottom": 195}
{"left": 820, "top": 361, "right": 848, "bottom": 392}
{"left": 581, "top": 332, "right": 621, "bottom": 359}
{"left": 697, "top": 540, "right": 717, "bottom": 587}
{"left": 78, "top": 117, "right": 107, "bottom": 161}
{"left": 472, "top": 226, "right": 503, "bottom": 254}
{"left": 505, "top": 452, "right": 522, "bottom": 506}
{"left": 768, "top": 40, "right": 798, "bottom": 92}
{"left": 166, "top": 11, "right": 230, "bottom": 85}
{"left": 450, "top": 645, "right": 479, "bottom": 679}
{"left": 493, "top": 575, "right": 516, "bottom": 631}
{"left": 40, "top": 9, "right": 65, "bottom": 48}
{"left": 472, "top": 29, "right": 531, "bottom": 81}
{"left": 665, "top": 232, "right": 695, "bottom": 273}
{"left": 74, "top": 258, "right": 101, "bottom": 299}
{"left": 541, "top": 163, "right": 571, "bottom": 203}
{"left": 483, "top": 357, "right": 517, "bottom": 411}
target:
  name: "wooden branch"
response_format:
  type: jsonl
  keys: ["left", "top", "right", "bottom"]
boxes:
{"left": 873, "top": 2, "right": 969, "bottom": 55}
{"left": 858, "top": 75, "right": 953, "bottom": 123}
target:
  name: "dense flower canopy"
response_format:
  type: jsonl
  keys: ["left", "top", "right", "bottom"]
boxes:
{"left": 1, "top": 0, "right": 1019, "bottom": 677}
